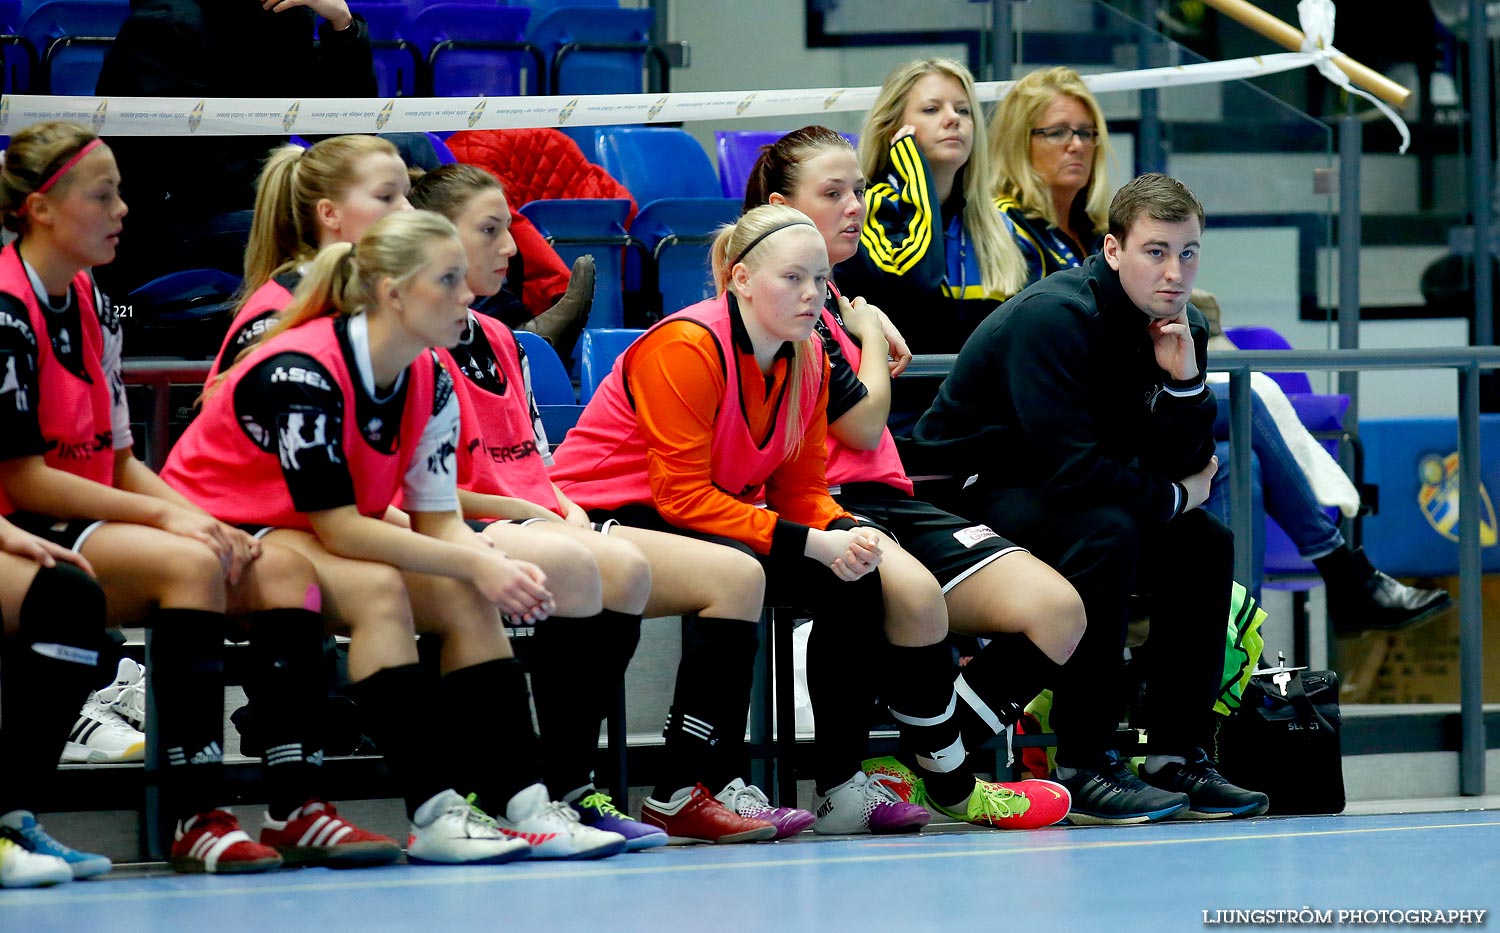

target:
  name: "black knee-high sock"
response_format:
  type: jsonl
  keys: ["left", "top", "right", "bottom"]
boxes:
{"left": 241, "top": 608, "right": 328, "bottom": 820}
{"left": 529, "top": 610, "right": 642, "bottom": 798}
{"left": 0, "top": 564, "right": 109, "bottom": 815}
{"left": 804, "top": 571, "right": 885, "bottom": 796}
{"left": 146, "top": 608, "right": 228, "bottom": 824}
{"left": 653, "top": 615, "right": 760, "bottom": 800}
{"left": 884, "top": 641, "right": 971, "bottom": 808}
{"left": 345, "top": 663, "right": 450, "bottom": 819}
{"left": 954, "top": 633, "right": 1061, "bottom": 754}
{"left": 440, "top": 657, "right": 542, "bottom": 814}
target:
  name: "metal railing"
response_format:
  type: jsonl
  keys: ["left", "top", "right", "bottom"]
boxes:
{"left": 1216, "top": 347, "right": 1500, "bottom": 797}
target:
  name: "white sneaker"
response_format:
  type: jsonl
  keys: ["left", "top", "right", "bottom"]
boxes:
{"left": 812, "top": 771, "right": 932, "bottom": 836}
{"left": 407, "top": 790, "right": 532, "bottom": 866}
{"left": 96, "top": 658, "right": 147, "bottom": 731}
{"left": 497, "top": 783, "right": 627, "bottom": 860}
{"left": 61, "top": 693, "right": 145, "bottom": 763}
{"left": 0, "top": 837, "right": 72, "bottom": 888}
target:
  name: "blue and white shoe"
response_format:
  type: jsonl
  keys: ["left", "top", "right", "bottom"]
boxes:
{"left": 1, "top": 811, "right": 112, "bottom": 879}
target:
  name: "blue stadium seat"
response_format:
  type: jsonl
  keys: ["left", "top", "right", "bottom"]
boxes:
{"left": 577, "top": 327, "right": 643, "bottom": 403}
{"left": 352, "top": 1, "right": 422, "bottom": 97}
{"left": 426, "top": 131, "right": 456, "bottom": 164}
{"left": 517, "top": 198, "right": 631, "bottom": 330}
{"left": 1223, "top": 325, "right": 1352, "bottom": 580}
{"left": 1, "top": 30, "right": 38, "bottom": 96}
{"left": 714, "top": 129, "right": 860, "bottom": 201}
{"left": 556, "top": 126, "right": 606, "bottom": 163}
{"left": 407, "top": 3, "right": 539, "bottom": 97}
{"left": 515, "top": 0, "right": 619, "bottom": 16}
{"left": 513, "top": 328, "right": 576, "bottom": 404}
{"left": 594, "top": 128, "right": 737, "bottom": 316}
{"left": 126, "top": 268, "right": 242, "bottom": 359}
{"left": 595, "top": 127, "right": 721, "bottom": 203}
{"left": 22, "top": 0, "right": 128, "bottom": 95}
{"left": 629, "top": 197, "right": 740, "bottom": 315}
{"left": 525, "top": 6, "right": 654, "bottom": 95}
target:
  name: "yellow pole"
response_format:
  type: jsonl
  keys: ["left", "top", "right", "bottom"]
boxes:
{"left": 1198, "top": 0, "right": 1412, "bottom": 108}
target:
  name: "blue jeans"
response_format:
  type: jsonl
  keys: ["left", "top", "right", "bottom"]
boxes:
{"left": 1204, "top": 385, "right": 1344, "bottom": 597}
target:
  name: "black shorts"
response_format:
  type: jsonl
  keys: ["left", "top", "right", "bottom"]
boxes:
{"left": 6, "top": 512, "right": 108, "bottom": 552}
{"left": 466, "top": 516, "right": 622, "bottom": 534}
{"left": 831, "top": 483, "right": 1025, "bottom": 592}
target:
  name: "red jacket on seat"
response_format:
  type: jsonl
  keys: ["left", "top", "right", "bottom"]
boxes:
{"left": 448, "top": 129, "right": 638, "bottom": 319}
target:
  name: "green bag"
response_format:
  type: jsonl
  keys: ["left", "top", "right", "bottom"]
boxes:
{"left": 1215, "top": 582, "right": 1267, "bottom": 716}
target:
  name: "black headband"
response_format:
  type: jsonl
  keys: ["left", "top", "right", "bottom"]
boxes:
{"left": 730, "top": 220, "right": 816, "bottom": 269}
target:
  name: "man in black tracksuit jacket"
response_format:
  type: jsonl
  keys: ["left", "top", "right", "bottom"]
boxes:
{"left": 913, "top": 173, "right": 1268, "bottom": 824}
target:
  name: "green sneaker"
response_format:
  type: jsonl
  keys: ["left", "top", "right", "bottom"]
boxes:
{"left": 861, "top": 756, "right": 929, "bottom": 807}
{"left": 930, "top": 778, "right": 1073, "bottom": 830}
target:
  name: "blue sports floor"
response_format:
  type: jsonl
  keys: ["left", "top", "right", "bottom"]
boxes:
{"left": 4, "top": 810, "right": 1497, "bottom": 932}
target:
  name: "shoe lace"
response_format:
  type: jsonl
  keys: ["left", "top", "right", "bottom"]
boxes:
{"left": 725, "top": 782, "right": 772, "bottom": 814}
{"left": 460, "top": 794, "right": 501, "bottom": 830}
{"left": 866, "top": 773, "right": 907, "bottom": 804}
{"left": 112, "top": 678, "right": 147, "bottom": 727}
{"left": 540, "top": 799, "right": 584, "bottom": 829}
{"left": 577, "top": 792, "right": 624, "bottom": 817}
{"left": 971, "top": 783, "right": 1023, "bottom": 821}
{"left": 1098, "top": 752, "right": 1149, "bottom": 792}
{"left": 1183, "top": 751, "right": 1229, "bottom": 786}
{"left": 13, "top": 817, "right": 64, "bottom": 852}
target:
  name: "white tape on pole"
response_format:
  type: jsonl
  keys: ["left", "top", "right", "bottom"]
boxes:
{"left": 0, "top": 51, "right": 1323, "bottom": 138}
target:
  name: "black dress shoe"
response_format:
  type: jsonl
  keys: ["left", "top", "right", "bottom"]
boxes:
{"left": 1327, "top": 548, "right": 1452, "bottom": 635}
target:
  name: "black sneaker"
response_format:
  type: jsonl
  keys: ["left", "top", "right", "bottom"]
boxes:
{"left": 1054, "top": 751, "right": 1189, "bottom": 825}
{"left": 1139, "top": 749, "right": 1269, "bottom": 819}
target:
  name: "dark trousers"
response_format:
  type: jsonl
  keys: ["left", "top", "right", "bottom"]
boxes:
{"left": 958, "top": 486, "right": 1233, "bottom": 766}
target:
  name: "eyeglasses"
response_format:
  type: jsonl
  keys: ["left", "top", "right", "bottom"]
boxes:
{"left": 1030, "top": 125, "right": 1099, "bottom": 146}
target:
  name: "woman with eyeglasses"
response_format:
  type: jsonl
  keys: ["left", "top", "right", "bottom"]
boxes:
{"left": 834, "top": 59, "right": 1028, "bottom": 354}
{"left": 989, "top": 66, "right": 1110, "bottom": 284}
{"left": 989, "top": 67, "right": 1450, "bottom": 633}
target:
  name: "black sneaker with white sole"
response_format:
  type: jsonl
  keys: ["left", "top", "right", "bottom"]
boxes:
{"left": 1054, "top": 751, "right": 1189, "bottom": 825}
{"left": 1138, "top": 749, "right": 1269, "bottom": 819}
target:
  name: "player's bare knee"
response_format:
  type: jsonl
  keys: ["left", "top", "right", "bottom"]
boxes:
{"left": 708, "top": 550, "right": 765, "bottom": 620}
{"left": 607, "top": 540, "right": 652, "bottom": 615}
{"left": 245, "top": 544, "right": 321, "bottom": 609}
{"left": 158, "top": 539, "right": 227, "bottom": 609}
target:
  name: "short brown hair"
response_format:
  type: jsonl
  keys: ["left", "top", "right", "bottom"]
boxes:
{"left": 1107, "top": 172, "right": 1205, "bottom": 244}
{"left": 409, "top": 162, "right": 504, "bottom": 220}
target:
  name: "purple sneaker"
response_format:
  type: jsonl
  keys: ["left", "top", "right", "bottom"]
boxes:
{"left": 569, "top": 791, "right": 668, "bottom": 851}
{"left": 813, "top": 771, "right": 931, "bottom": 835}
{"left": 715, "top": 778, "right": 817, "bottom": 840}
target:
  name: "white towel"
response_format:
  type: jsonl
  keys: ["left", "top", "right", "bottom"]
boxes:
{"left": 1207, "top": 371, "right": 1362, "bottom": 518}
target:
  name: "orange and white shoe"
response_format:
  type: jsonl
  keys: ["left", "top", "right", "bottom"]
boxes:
{"left": 494, "top": 784, "right": 626, "bottom": 860}
{"left": 406, "top": 790, "right": 531, "bottom": 866}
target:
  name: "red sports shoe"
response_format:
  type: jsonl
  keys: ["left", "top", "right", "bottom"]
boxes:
{"left": 170, "top": 810, "right": 283, "bottom": 874}
{"left": 260, "top": 799, "right": 402, "bottom": 868}
{"left": 639, "top": 784, "right": 777, "bottom": 845}
{"left": 935, "top": 778, "right": 1073, "bottom": 830}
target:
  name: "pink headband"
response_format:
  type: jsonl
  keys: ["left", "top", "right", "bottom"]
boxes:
{"left": 21, "top": 138, "right": 104, "bottom": 214}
